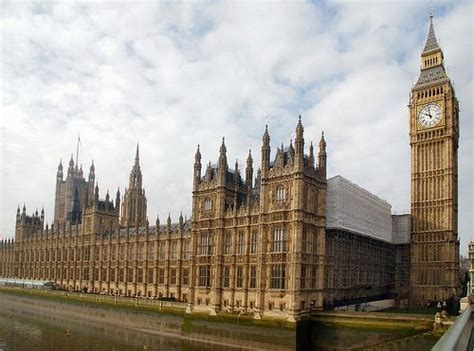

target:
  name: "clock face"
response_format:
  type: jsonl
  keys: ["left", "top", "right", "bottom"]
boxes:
{"left": 418, "top": 103, "right": 442, "bottom": 128}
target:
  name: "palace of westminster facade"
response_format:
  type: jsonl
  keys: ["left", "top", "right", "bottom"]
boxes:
{"left": 0, "top": 16, "right": 461, "bottom": 321}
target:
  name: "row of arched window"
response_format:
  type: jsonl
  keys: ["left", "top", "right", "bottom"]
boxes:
{"left": 417, "top": 86, "right": 443, "bottom": 99}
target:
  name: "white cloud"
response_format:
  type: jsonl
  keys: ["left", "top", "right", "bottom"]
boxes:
{"left": 0, "top": 1, "right": 472, "bottom": 252}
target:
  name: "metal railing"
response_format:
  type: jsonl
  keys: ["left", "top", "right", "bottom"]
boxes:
{"left": 432, "top": 304, "right": 473, "bottom": 351}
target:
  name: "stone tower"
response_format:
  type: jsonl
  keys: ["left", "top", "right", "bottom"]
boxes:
{"left": 190, "top": 116, "right": 327, "bottom": 321}
{"left": 121, "top": 144, "right": 147, "bottom": 227}
{"left": 409, "top": 14, "right": 460, "bottom": 304}
{"left": 53, "top": 154, "right": 95, "bottom": 227}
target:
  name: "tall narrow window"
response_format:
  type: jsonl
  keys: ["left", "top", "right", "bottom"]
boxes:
{"left": 171, "top": 241, "right": 178, "bottom": 259}
{"left": 300, "top": 265, "right": 306, "bottom": 289}
{"left": 250, "top": 266, "right": 257, "bottom": 288}
{"left": 199, "top": 265, "right": 211, "bottom": 287}
{"left": 204, "top": 198, "right": 212, "bottom": 211}
{"left": 224, "top": 233, "right": 232, "bottom": 255}
{"left": 236, "top": 266, "right": 243, "bottom": 288}
{"left": 237, "top": 232, "right": 245, "bottom": 255}
{"left": 223, "top": 266, "right": 230, "bottom": 287}
{"left": 302, "top": 230, "right": 307, "bottom": 253}
{"left": 147, "top": 268, "right": 154, "bottom": 284}
{"left": 158, "top": 268, "right": 164, "bottom": 284}
{"left": 147, "top": 242, "right": 155, "bottom": 260}
{"left": 271, "top": 264, "right": 285, "bottom": 289}
{"left": 276, "top": 186, "right": 286, "bottom": 201}
{"left": 250, "top": 231, "right": 258, "bottom": 254}
{"left": 170, "top": 268, "right": 176, "bottom": 285}
{"left": 311, "top": 266, "right": 317, "bottom": 289}
{"left": 183, "top": 240, "right": 190, "bottom": 259}
{"left": 182, "top": 268, "right": 189, "bottom": 285}
{"left": 159, "top": 242, "right": 165, "bottom": 259}
{"left": 273, "top": 228, "right": 287, "bottom": 253}
{"left": 137, "top": 268, "right": 144, "bottom": 283}
{"left": 201, "top": 233, "right": 211, "bottom": 255}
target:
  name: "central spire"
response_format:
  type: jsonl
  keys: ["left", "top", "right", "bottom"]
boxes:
{"left": 423, "top": 12, "right": 440, "bottom": 53}
{"left": 135, "top": 143, "right": 140, "bottom": 166}
{"left": 129, "top": 143, "right": 142, "bottom": 189}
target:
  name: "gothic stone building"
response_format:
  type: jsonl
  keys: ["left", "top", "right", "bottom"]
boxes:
{"left": 0, "top": 16, "right": 461, "bottom": 321}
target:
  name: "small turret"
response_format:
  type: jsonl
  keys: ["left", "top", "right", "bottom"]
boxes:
{"left": 218, "top": 137, "right": 228, "bottom": 173}
{"left": 16, "top": 206, "right": 20, "bottom": 222}
{"left": 261, "top": 124, "right": 271, "bottom": 174}
{"left": 57, "top": 159, "right": 63, "bottom": 181}
{"left": 68, "top": 154, "right": 74, "bottom": 175}
{"left": 115, "top": 187, "right": 120, "bottom": 209}
{"left": 179, "top": 211, "right": 184, "bottom": 228}
{"left": 105, "top": 190, "right": 110, "bottom": 202}
{"left": 318, "top": 131, "right": 327, "bottom": 171}
{"left": 295, "top": 115, "right": 304, "bottom": 157}
{"left": 41, "top": 207, "right": 45, "bottom": 222}
{"left": 155, "top": 214, "right": 160, "bottom": 229}
{"left": 94, "top": 182, "right": 99, "bottom": 201}
{"left": 246, "top": 149, "right": 253, "bottom": 188}
{"left": 194, "top": 145, "right": 202, "bottom": 189}
{"left": 308, "top": 141, "right": 315, "bottom": 168}
{"left": 88, "top": 161, "right": 95, "bottom": 183}
{"left": 234, "top": 159, "right": 239, "bottom": 183}
{"left": 167, "top": 213, "right": 172, "bottom": 231}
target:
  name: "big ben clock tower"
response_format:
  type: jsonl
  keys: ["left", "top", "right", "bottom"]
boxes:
{"left": 409, "top": 14, "right": 460, "bottom": 304}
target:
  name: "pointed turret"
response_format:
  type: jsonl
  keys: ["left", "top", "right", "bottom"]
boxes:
{"left": 179, "top": 211, "right": 184, "bottom": 228}
{"left": 88, "top": 161, "right": 95, "bottom": 183}
{"left": 16, "top": 206, "right": 20, "bottom": 222}
{"left": 167, "top": 213, "right": 172, "bottom": 231}
{"left": 234, "top": 159, "right": 239, "bottom": 183}
{"left": 57, "top": 159, "right": 63, "bottom": 181}
{"left": 308, "top": 141, "right": 315, "bottom": 168}
{"left": 155, "top": 214, "right": 160, "bottom": 229}
{"left": 261, "top": 124, "right": 271, "bottom": 174}
{"left": 68, "top": 154, "right": 74, "bottom": 175}
{"left": 194, "top": 144, "right": 202, "bottom": 189}
{"left": 218, "top": 137, "right": 228, "bottom": 172}
{"left": 295, "top": 114, "right": 304, "bottom": 156}
{"left": 318, "top": 131, "right": 327, "bottom": 172}
{"left": 94, "top": 182, "right": 99, "bottom": 201}
{"left": 246, "top": 149, "right": 253, "bottom": 188}
{"left": 129, "top": 143, "right": 143, "bottom": 189}
{"left": 115, "top": 187, "right": 120, "bottom": 209}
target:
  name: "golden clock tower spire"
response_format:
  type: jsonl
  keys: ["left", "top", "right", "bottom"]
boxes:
{"left": 409, "top": 13, "right": 460, "bottom": 305}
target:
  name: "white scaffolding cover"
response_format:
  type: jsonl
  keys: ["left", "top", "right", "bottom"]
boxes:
{"left": 326, "top": 175, "right": 393, "bottom": 242}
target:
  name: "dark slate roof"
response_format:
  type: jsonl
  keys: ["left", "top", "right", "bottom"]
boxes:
{"left": 423, "top": 17, "right": 440, "bottom": 53}
{"left": 415, "top": 65, "right": 448, "bottom": 87}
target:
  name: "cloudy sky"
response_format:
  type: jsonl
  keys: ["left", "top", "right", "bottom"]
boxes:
{"left": 1, "top": 1, "right": 472, "bottom": 252}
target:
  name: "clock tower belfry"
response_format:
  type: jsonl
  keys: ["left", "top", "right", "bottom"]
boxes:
{"left": 409, "top": 14, "right": 460, "bottom": 304}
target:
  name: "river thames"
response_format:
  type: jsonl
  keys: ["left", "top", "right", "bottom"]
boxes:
{"left": 0, "top": 307, "right": 245, "bottom": 351}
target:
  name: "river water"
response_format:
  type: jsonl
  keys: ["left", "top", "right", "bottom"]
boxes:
{"left": 0, "top": 307, "right": 242, "bottom": 351}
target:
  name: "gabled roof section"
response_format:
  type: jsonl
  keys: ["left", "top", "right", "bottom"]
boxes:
{"left": 423, "top": 15, "right": 440, "bottom": 53}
